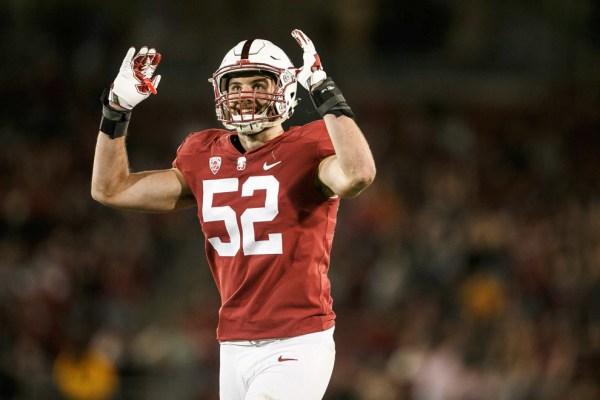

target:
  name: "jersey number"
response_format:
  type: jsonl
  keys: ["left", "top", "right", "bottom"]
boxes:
{"left": 202, "top": 176, "right": 282, "bottom": 256}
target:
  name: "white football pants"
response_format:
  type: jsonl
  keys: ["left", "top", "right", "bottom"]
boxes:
{"left": 219, "top": 327, "right": 335, "bottom": 400}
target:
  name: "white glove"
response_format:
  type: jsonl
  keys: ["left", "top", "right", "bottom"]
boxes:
{"left": 291, "top": 29, "right": 327, "bottom": 91}
{"left": 110, "top": 46, "right": 162, "bottom": 110}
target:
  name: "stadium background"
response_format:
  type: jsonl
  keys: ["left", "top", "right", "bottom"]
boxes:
{"left": 1, "top": 0, "right": 599, "bottom": 399}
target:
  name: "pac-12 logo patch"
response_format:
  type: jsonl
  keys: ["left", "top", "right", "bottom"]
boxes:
{"left": 209, "top": 156, "right": 222, "bottom": 175}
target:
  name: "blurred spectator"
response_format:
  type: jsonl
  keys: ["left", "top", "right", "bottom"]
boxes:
{"left": 53, "top": 347, "right": 118, "bottom": 400}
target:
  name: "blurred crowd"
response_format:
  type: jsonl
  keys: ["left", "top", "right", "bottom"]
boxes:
{"left": 1, "top": 1, "right": 600, "bottom": 399}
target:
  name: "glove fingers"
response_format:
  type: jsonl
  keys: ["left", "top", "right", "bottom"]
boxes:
{"left": 152, "top": 75, "right": 161, "bottom": 89}
{"left": 138, "top": 46, "right": 149, "bottom": 57}
{"left": 133, "top": 47, "right": 149, "bottom": 71}
{"left": 147, "top": 47, "right": 156, "bottom": 67}
{"left": 293, "top": 29, "right": 317, "bottom": 54}
{"left": 291, "top": 29, "right": 305, "bottom": 47}
{"left": 291, "top": 29, "right": 310, "bottom": 49}
{"left": 291, "top": 29, "right": 327, "bottom": 90}
{"left": 122, "top": 47, "right": 136, "bottom": 68}
{"left": 149, "top": 49, "right": 161, "bottom": 68}
{"left": 112, "top": 45, "right": 162, "bottom": 108}
{"left": 139, "top": 48, "right": 161, "bottom": 79}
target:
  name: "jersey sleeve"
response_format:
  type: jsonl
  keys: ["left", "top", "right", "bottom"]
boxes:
{"left": 304, "top": 120, "right": 338, "bottom": 198}
{"left": 304, "top": 119, "right": 336, "bottom": 160}
{"left": 171, "top": 131, "right": 210, "bottom": 196}
{"left": 172, "top": 132, "right": 196, "bottom": 170}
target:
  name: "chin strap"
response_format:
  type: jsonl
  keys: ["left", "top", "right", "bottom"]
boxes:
{"left": 309, "top": 78, "right": 355, "bottom": 119}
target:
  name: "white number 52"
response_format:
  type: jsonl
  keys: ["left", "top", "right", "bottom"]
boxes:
{"left": 202, "top": 176, "right": 282, "bottom": 256}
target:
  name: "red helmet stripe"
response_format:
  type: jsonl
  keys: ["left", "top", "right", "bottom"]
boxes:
{"left": 240, "top": 39, "right": 255, "bottom": 60}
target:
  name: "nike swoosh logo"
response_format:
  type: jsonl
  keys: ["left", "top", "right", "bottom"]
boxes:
{"left": 278, "top": 355, "right": 298, "bottom": 362}
{"left": 263, "top": 161, "right": 282, "bottom": 170}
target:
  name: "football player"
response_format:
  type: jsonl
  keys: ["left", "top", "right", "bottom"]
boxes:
{"left": 91, "top": 29, "right": 376, "bottom": 399}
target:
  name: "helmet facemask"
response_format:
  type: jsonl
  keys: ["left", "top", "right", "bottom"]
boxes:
{"left": 211, "top": 39, "right": 298, "bottom": 134}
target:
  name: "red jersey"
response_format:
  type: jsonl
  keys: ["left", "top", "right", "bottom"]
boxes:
{"left": 173, "top": 120, "right": 339, "bottom": 341}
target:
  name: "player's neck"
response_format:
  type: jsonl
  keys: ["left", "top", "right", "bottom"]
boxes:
{"left": 237, "top": 124, "right": 284, "bottom": 152}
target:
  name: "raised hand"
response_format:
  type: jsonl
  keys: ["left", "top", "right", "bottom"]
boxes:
{"left": 110, "top": 46, "right": 162, "bottom": 110}
{"left": 291, "top": 29, "right": 327, "bottom": 91}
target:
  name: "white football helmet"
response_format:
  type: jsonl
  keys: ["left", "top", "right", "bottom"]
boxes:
{"left": 210, "top": 39, "right": 298, "bottom": 134}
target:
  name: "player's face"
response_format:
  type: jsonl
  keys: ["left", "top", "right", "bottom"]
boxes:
{"left": 227, "top": 75, "right": 276, "bottom": 116}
